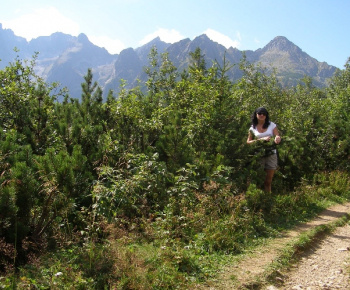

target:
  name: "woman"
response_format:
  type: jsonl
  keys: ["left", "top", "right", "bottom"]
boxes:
{"left": 247, "top": 107, "right": 281, "bottom": 192}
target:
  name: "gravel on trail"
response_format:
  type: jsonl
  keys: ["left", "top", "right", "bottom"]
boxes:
{"left": 196, "top": 202, "right": 350, "bottom": 289}
{"left": 281, "top": 223, "right": 350, "bottom": 289}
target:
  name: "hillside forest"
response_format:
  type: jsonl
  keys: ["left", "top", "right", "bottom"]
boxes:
{"left": 1, "top": 47, "right": 350, "bottom": 289}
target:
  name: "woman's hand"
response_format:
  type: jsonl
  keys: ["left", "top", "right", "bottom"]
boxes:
{"left": 273, "top": 127, "right": 281, "bottom": 144}
{"left": 274, "top": 135, "right": 281, "bottom": 144}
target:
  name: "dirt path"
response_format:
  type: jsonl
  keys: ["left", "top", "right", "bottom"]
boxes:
{"left": 196, "top": 202, "right": 350, "bottom": 289}
{"left": 282, "top": 223, "right": 350, "bottom": 289}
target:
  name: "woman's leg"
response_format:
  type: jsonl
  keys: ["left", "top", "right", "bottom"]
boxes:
{"left": 264, "top": 169, "right": 275, "bottom": 192}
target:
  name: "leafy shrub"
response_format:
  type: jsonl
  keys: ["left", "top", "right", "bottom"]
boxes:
{"left": 93, "top": 152, "right": 170, "bottom": 220}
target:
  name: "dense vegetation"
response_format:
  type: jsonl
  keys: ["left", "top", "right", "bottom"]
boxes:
{"left": 1, "top": 48, "right": 350, "bottom": 289}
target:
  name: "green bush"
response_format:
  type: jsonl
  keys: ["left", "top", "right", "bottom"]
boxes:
{"left": 2, "top": 50, "right": 350, "bottom": 289}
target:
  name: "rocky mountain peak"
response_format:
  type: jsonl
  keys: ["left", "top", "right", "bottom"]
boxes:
{"left": 192, "top": 34, "right": 217, "bottom": 47}
{"left": 135, "top": 37, "right": 170, "bottom": 58}
{"left": 262, "top": 36, "right": 302, "bottom": 54}
{"left": 77, "top": 33, "right": 90, "bottom": 44}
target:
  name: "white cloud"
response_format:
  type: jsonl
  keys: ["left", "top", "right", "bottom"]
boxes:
{"left": 204, "top": 29, "right": 240, "bottom": 48}
{"left": 2, "top": 7, "right": 80, "bottom": 40}
{"left": 139, "top": 28, "right": 185, "bottom": 46}
{"left": 89, "top": 35, "right": 126, "bottom": 54}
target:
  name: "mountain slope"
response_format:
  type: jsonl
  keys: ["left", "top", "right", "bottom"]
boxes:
{"left": 0, "top": 24, "right": 338, "bottom": 99}
{"left": 255, "top": 36, "right": 335, "bottom": 86}
{"left": 0, "top": 23, "right": 28, "bottom": 65}
{"left": 43, "top": 33, "right": 117, "bottom": 98}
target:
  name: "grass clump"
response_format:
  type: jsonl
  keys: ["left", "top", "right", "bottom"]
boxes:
{"left": 2, "top": 170, "right": 350, "bottom": 289}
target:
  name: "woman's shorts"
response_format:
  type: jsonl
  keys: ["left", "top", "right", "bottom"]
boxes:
{"left": 260, "top": 153, "right": 278, "bottom": 170}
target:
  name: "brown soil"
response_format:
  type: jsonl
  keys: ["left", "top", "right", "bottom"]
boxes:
{"left": 196, "top": 202, "right": 350, "bottom": 289}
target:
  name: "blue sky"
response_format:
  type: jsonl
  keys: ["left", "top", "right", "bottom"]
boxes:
{"left": 1, "top": 0, "right": 349, "bottom": 68}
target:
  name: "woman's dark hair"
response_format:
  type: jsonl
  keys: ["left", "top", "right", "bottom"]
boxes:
{"left": 251, "top": 107, "right": 270, "bottom": 129}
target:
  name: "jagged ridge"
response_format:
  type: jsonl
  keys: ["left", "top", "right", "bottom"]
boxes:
{"left": 0, "top": 24, "right": 338, "bottom": 99}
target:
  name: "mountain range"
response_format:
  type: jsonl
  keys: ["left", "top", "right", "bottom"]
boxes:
{"left": 0, "top": 23, "right": 338, "bottom": 100}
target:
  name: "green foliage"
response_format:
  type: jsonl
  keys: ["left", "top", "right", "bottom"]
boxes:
{"left": 1, "top": 49, "right": 350, "bottom": 289}
{"left": 93, "top": 152, "right": 171, "bottom": 220}
{"left": 245, "top": 183, "right": 273, "bottom": 212}
{"left": 326, "top": 59, "right": 350, "bottom": 170}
